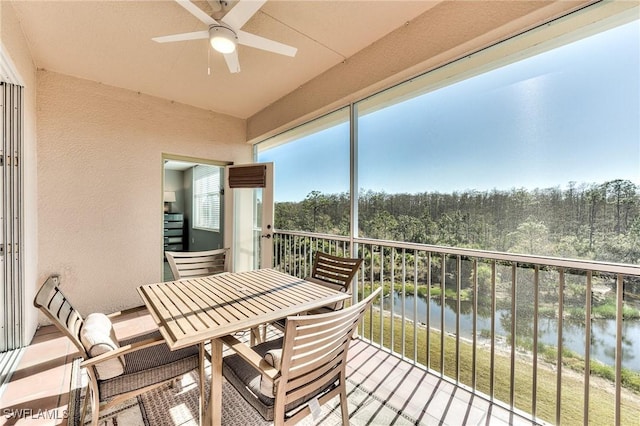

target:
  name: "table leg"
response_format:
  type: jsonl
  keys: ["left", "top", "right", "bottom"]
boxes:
{"left": 208, "top": 338, "right": 223, "bottom": 426}
{"left": 250, "top": 326, "right": 263, "bottom": 345}
{"left": 199, "top": 343, "right": 207, "bottom": 425}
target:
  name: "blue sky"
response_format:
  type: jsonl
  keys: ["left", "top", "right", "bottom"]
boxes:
{"left": 259, "top": 20, "right": 639, "bottom": 202}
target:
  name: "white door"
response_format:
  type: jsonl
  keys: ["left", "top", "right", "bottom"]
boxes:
{"left": 224, "top": 163, "right": 274, "bottom": 272}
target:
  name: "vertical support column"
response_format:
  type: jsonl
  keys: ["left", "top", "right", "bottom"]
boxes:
{"left": 510, "top": 263, "right": 517, "bottom": 409}
{"left": 583, "top": 271, "right": 592, "bottom": 424}
{"left": 615, "top": 273, "right": 623, "bottom": 426}
{"left": 471, "top": 259, "right": 478, "bottom": 390}
{"left": 440, "top": 255, "right": 446, "bottom": 376}
{"left": 349, "top": 102, "right": 358, "bottom": 258}
{"left": 532, "top": 265, "right": 540, "bottom": 419}
{"left": 349, "top": 103, "right": 360, "bottom": 307}
{"left": 556, "top": 268, "right": 565, "bottom": 426}
{"left": 455, "top": 255, "right": 461, "bottom": 382}
{"left": 490, "top": 260, "right": 497, "bottom": 399}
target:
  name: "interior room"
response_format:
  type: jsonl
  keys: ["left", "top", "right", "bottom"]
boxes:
{"left": 163, "top": 159, "right": 226, "bottom": 280}
{"left": 1, "top": 1, "right": 637, "bottom": 425}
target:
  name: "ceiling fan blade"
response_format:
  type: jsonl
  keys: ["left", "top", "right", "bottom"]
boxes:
{"left": 152, "top": 30, "right": 209, "bottom": 43}
{"left": 237, "top": 30, "right": 297, "bottom": 57}
{"left": 223, "top": 51, "right": 241, "bottom": 73}
{"left": 175, "top": 0, "right": 218, "bottom": 26}
{"left": 221, "top": 0, "right": 267, "bottom": 29}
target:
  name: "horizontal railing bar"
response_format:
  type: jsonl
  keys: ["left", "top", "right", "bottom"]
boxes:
{"left": 277, "top": 229, "right": 352, "bottom": 242}
{"left": 275, "top": 229, "right": 640, "bottom": 276}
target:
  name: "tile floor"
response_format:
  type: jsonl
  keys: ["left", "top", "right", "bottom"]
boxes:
{"left": 0, "top": 309, "right": 541, "bottom": 425}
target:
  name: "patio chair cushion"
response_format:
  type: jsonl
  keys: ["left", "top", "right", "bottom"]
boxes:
{"left": 259, "top": 348, "right": 282, "bottom": 398}
{"left": 223, "top": 337, "right": 333, "bottom": 421}
{"left": 80, "top": 313, "right": 125, "bottom": 380}
{"left": 98, "top": 330, "right": 199, "bottom": 401}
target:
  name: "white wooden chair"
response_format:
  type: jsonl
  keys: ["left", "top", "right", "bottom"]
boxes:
{"left": 165, "top": 247, "right": 229, "bottom": 280}
{"left": 34, "top": 275, "right": 200, "bottom": 426}
{"left": 221, "top": 287, "right": 382, "bottom": 425}
{"left": 305, "top": 251, "right": 364, "bottom": 313}
{"left": 272, "top": 251, "right": 363, "bottom": 331}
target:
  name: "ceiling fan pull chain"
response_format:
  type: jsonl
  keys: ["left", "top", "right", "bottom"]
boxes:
{"left": 208, "top": 46, "right": 211, "bottom": 76}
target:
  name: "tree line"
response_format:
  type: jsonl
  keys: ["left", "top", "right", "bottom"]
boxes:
{"left": 274, "top": 179, "right": 640, "bottom": 265}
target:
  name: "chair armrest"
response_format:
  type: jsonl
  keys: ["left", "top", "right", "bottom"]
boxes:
{"left": 80, "top": 334, "right": 166, "bottom": 369}
{"left": 219, "top": 335, "right": 279, "bottom": 380}
{"left": 106, "top": 305, "right": 149, "bottom": 319}
{"left": 305, "top": 276, "right": 347, "bottom": 293}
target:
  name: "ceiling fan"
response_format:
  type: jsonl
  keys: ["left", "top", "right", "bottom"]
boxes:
{"left": 152, "top": 0, "right": 297, "bottom": 73}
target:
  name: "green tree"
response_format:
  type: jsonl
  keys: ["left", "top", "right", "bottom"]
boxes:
{"left": 585, "top": 185, "right": 605, "bottom": 250}
{"left": 605, "top": 179, "right": 637, "bottom": 234}
{"left": 396, "top": 215, "right": 425, "bottom": 243}
{"left": 364, "top": 211, "right": 398, "bottom": 240}
{"left": 507, "top": 218, "right": 550, "bottom": 255}
{"left": 302, "top": 190, "right": 329, "bottom": 232}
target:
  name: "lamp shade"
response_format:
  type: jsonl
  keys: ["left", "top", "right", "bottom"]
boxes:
{"left": 209, "top": 25, "right": 237, "bottom": 54}
{"left": 164, "top": 191, "right": 176, "bottom": 203}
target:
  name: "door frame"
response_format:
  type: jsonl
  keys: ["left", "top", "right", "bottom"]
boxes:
{"left": 161, "top": 154, "right": 231, "bottom": 279}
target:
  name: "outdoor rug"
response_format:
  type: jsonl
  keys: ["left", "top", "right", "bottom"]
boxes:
{"left": 68, "top": 358, "right": 418, "bottom": 425}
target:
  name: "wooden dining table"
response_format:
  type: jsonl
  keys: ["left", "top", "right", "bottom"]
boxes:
{"left": 137, "top": 268, "right": 350, "bottom": 425}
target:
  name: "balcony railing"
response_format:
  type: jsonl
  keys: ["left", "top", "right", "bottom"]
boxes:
{"left": 272, "top": 230, "right": 640, "bottom": 426}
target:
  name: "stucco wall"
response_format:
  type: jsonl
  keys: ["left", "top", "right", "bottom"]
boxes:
{"left": 1, "top": 1, "right": 39, "bottom": 342}
{"left": 37, "top": 71, "right": 248, "bottom": 315}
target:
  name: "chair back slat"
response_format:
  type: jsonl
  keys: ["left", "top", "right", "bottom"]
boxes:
{"left": 285, "top": 364, "right": 345, "bottom": 404}
{"left": 67, "top": 310, "right": 84, "bottom": 337}
{"left": 288, "top": 314, "right": 360, "bottom": 371}
{"left": 34, "top": 275, "right": 87, "bottom": 357}
{"left": 286, "top": 354, "right": 344, "bottom": 392}
{"left": 311, "top": 252, "right": 363, "bottom": 292}
{"left": 47, "top": 290, "right": 67, "bottom": 318}
{"left": 288, "top": 341, "right": 347, "bottom": 378}
{"left": 307, "top": 252, "right": 363, "bottom": 311}
{"left": 165, "top": 248, "right": 229, "bottom": 280}
{"left": 291, "top": 320, "right": 354, "bottom": 352}
{"left": 279, "top": 288, "right": 381, "bottom": 405}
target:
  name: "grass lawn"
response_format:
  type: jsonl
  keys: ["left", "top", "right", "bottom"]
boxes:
{"left": 360, "top": 310, "right": 640, "bottom": 425}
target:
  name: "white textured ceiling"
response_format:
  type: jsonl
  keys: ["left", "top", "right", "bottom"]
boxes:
{"left": 10, "top": 0, "right": 441, "bottom": 119}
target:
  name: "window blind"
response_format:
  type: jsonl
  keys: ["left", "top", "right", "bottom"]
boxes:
{"left": 193, "top": 165, "right": 221, "bottom": 231}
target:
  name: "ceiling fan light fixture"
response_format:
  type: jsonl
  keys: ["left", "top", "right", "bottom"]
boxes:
{"left": 209, "top": 25, "right": 237, "bottom": 54}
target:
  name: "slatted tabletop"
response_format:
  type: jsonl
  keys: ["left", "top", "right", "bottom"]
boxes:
{"left": 138, "top": 268, "right": 350, "bottom": 350}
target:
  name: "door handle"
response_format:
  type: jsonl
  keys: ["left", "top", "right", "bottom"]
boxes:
{"left": 261, "top": 234, "right": 272, "bottom": 239}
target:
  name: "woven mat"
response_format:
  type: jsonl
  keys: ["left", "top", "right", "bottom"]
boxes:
{"left": 68, "top": 358, "right": 417, "bottom": 425}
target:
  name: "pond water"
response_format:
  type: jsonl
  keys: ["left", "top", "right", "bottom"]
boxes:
{"left": 384, "top": 294, "right": 640, "bottom": 372}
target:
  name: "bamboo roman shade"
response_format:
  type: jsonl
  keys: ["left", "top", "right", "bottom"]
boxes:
{"left": 228, "top": 164, "right": 267, "bottom": 188}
